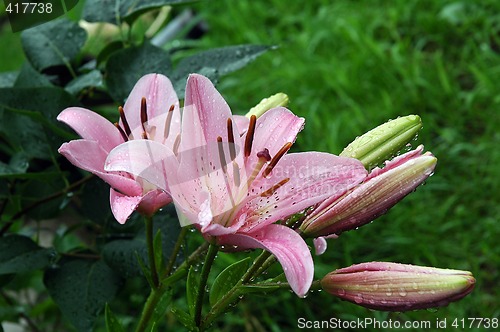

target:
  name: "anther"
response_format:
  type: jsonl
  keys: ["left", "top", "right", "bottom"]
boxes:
{"left": 261, "top": 178, "right": 290, "bottom": 197}
{"left": 263, "top": 142, "right": 293, "bottom": 177}
{"left": 244, "top": 115, "right": 257, "bottom": 157}
{"left": 164, "top": 104, "right": 175, "bottom": 139}
{"left": 227, "top": 118, "right": 236, "bottom": 160}
{"left": 217, "top": 136, "right": 228, "bottom": 173}
{"left": 114, "top": 122, "right": 129, "bottom": 142}
{"left": 118, "top": 106, "right": 132, "bottom": 137}
{"left": 140, "top": 97, "right": 148, "bottom": 139}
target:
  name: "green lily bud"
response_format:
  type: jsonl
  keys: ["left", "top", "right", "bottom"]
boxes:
{"left": 246, "top": 93, "right": 289, "bottom": 118}
{"left": 321, "top": 262, "right": 475, "bottom": 311}
{"left": 340, "top": 115, "right": 422, "bottom": 170}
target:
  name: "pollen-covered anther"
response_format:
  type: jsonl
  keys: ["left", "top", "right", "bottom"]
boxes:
{"left": 261, "top": 178, "right": 290, "bottom": 197}
{"left": 244, "top": 115, "right": 257, "bottom": 157}
{"left": 263, "top": 142, "right": 293, "bottom": 177}
{"left": 118, "top": 106, "right": 132, "bottom": 138}
{"left": 114, "top": 122, "right": 129, "bottom": 142}
{"left": 217, "top": 136, "right": 228, "bottom": 174}
{"left": 140, "top": 97, "right": 148, "bottom": 139}
{"left": 227, "top": 118, "right": 236, "bottom": 160}
{"left": 164, "top": 104, "right": 175, "bottom": 139}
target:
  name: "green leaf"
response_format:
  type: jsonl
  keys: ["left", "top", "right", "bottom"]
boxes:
{"left": 105, "top": 304, "right": 125, "bottom": 332}
{"left": 14, "top": 62, "right": 53, "bottom": 88}
{"left": 102, "top": 208, "right": 181, "bottom": 278}
{"left": 150, "top": 289, "right": 172, "bottom": 332}
{"left": 0, "top": 71, "right": 18, "bottom": 88}
{"left": 105, "top": 42, "right": 172, "bottom": 103}
{"left": 0, "top": 152, "right": 29, "bottom": 176}
{"left": 44, "top": 259, "right": 122, "bottom": 332}
{"left": 83, "top": 0, "right": 197, "bottom": 25}
{"left": 171, "top": 307, "right": 196, "bottom": 331}
{"left": 186, "top": 266, "right": 199, "bottom": 317}
{"left": 0, "top": 235, "right": 57, "bottom": 275}
{"left": 65, "top": 70, "right": 104, "bottom": 96}
{"left": 21, "top": 19, "right": 87, "bottom": 71}
{"left": 172, "top": 45, "right": 273, "bottom": 95}
{"left": 209, "top": 257, "right": 251, "bottom": 307}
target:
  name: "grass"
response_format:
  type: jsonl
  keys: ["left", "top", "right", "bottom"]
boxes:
{"left": 193, "top": 0, "right": 500, "bottom": 330}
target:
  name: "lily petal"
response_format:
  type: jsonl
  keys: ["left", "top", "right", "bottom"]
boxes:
{"left": 122, "top": 73, "right": 180, "bottom": 139}
{"left": 105, "top": 139, "right": 176, "bottom": 192}
{"left": 217, "top": 224, "right": 314, "bottom": 297}
{"left": 57, "top": 107, "right": 123, "bottom": 152}
{"left": 244, "top": 107, "right": 304, "bottom": 174}
{"left": 110, "top": 189, "right": 143, "bottom": 224}
{"left": 59, "top": 140, "right": 141, "bottom": 195}
{"left": 238, "top": 152, "right": 367, "bottom": 233}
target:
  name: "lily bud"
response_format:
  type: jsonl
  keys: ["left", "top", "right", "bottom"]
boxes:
{"left": 246, "top": 93, "right": 289, "bottom": 118}
{"left": 321, "top": 262, "right": 475, "bottom": 311}
{"left": 340, "top": 115, "right": 422, "bottom": 170}
{"left": 300, "top": 145, "right": 436, "bottom": 238}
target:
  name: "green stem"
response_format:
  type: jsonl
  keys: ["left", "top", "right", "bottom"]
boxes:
{"left": 201, "top": 250, "right": 272, "bottom": 329}
{"left": 162, "top": 226, "right": 189, "bottom": 278}
{"left": 135, "top": 242, "right": 209, "bottom": 332}
{"left": 145, "top": 216, "right": 159, "bottom": 289}
{"left": 134, "top": 284, "right": 167, "bottom": 332}
{"left": 194, "top": 243, "right": 218, "bottom": 328}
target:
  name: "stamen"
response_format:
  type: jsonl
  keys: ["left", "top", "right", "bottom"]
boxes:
{"left": 173, "top": 134, "right": 181, "bottom": 156}
{"left": 141, "top": 97, "right": 148, "bottom": 139}
{"left": 232, "top": 162, "right": 241, "bottom": 187}
{"left": 244, "top": 115, "right": 257, "bottom": 157}
{"left": 164, "top": 104, "right": 175, "bottom": 139}
{"left": 261, "top": 178, "right": 290, "bottom": 197}
{"left": 227, "top": 118, "right": 236, "bottom": 160}
{"left": 263, "top": 142, "right": 293, "bottom": 177}
{"left": 217, "top": 136, "right": 228, "bottom": 173}
{"left": 114, "top": 122, "right": 128, "bottom": 142}
{"left": 118, "top": 106, "right": 132, "bottom": 137}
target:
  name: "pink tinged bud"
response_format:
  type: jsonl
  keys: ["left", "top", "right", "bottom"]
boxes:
{"left": 300, "top": 146, "right": 436, "bottom": 237}
{"left": 321, "top": 262, "right": 475, "bottom": 311}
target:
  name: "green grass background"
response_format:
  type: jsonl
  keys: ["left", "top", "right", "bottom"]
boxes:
{"left": 193, "top": 0, "right": 500, "bottom": 330}
{"left": 1, "top": 0, "right": 499, "bottom": 331}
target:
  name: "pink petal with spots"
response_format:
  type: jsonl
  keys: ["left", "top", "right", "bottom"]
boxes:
{"left": 217, "top": 224, "right": 313, "bottom": 297}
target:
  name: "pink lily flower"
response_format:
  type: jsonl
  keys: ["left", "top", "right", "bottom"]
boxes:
{"left": 301, "top": 146, "right": 437, "bottom": 253}
{"left": 58, "top": 74, "right": 181, "bottom": 223}
{"left": 321, "top": 262, "right": 475, "bottom": 311}
{"left": 105, "top": 74, "right": 368, "bottom": 297}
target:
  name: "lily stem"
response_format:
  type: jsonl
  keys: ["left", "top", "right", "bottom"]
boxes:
{"left": 145, "top": 215, "right": 159, "bottom": 289}
{"left": 194, "top": 243, "right": 218, "bottom": 328}
{"left": 162, "top": 226, "right": 189, "bottom": 278}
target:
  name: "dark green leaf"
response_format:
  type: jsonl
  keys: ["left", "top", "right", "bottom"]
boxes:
{"left": 0, "top": 235, "right": 57, "bottom": 275}
{"left": 105, "top": 42, "right": 172, "bottom": 103}
{"left": 44, "top": 259, "right": 122, "bottom": 332}
{"left": 21, "top": 19, "right": 87, "bottom": 71}
{"left": 171, "top": 307, "right": 195, "bottom": 331}
{"left": 83, "top": 0, "right": 197, "bottom": 25}
{"left": 65, "top": 70, "right": 104, "bottom": 95}
{"left": 102, "top": 208, "right": 181, "bottom": 278}
{"left": 186, "top": 266, "right": 198, "bottom": 317}
{"left": 105, "top": 304, "right": 125, "bottom": 332}
{"left": 172, "top": 45, "right": 273, "bottom": 95}
{"left": 150, "top": 288, "right": 172, "bottom": 332}
{"left": 0, "top": 152, "right": 29, "bottom": 176}
{"left": 0, "top": 71, "right": 18, "bottom": 88}
{"left": 14, "top": 62, "right": 53, "bottom": 88}
{"left": 96, "top": 41, "right": 125, "bottom": 67}
{"left": 209, "top": 257, "right": 250, "bottom": 306}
